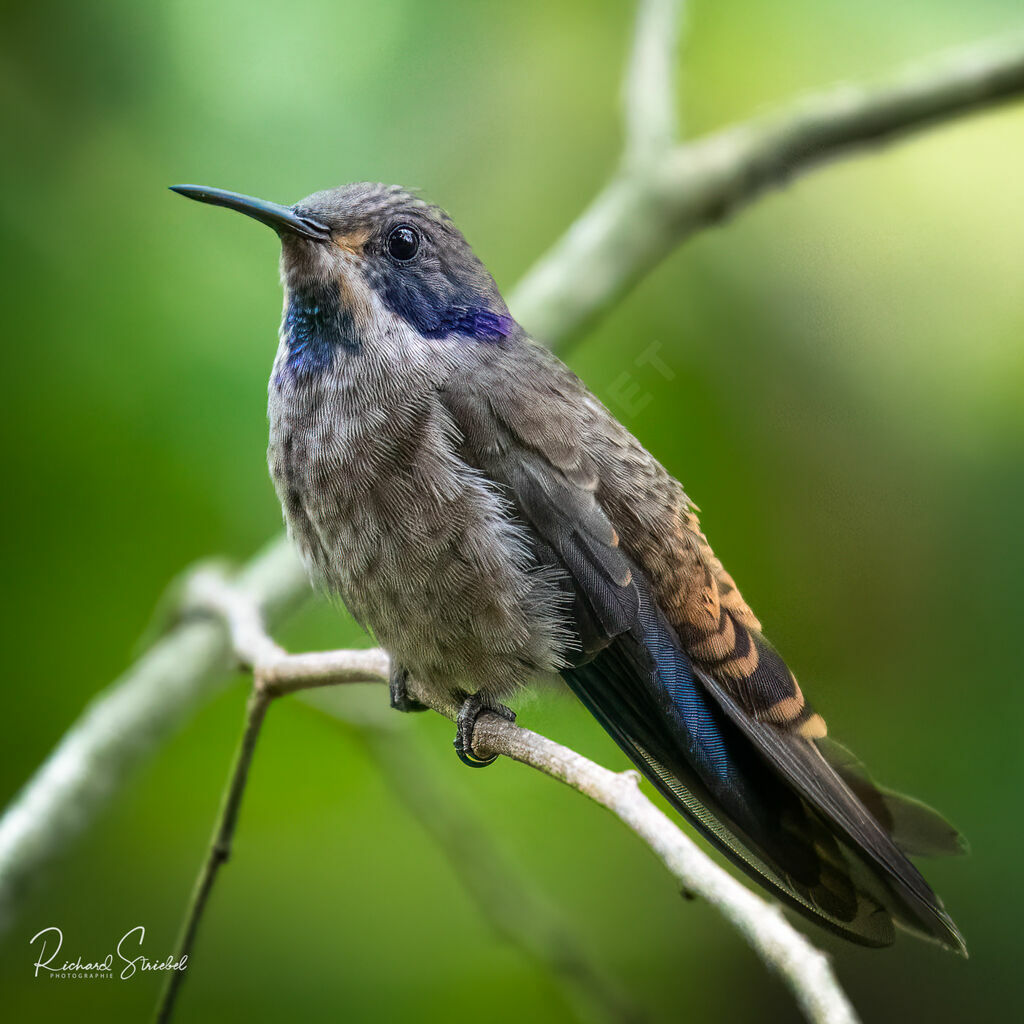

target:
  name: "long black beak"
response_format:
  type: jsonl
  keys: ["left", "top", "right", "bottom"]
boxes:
{"left": 169, "top": 185, "right": 331, "bottom": 241}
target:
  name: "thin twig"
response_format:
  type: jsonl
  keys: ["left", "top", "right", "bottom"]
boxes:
{"left": 153, "top": 575, "right": 391, "bottom": 1024}
{"left": 155, "top": 686, "right": 271, "bottom": 1024}
{"left": 474, "top": 716, "right": 858, "bottom": 1024}
{"left": 157, "top": 570, "right": 858, "bottom": 1024}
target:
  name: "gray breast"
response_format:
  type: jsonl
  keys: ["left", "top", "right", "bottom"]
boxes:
{"left": 266, "top": 342, "right": 570, "bottom": 711}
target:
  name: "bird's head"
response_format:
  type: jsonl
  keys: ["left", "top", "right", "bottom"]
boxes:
{"left": 171, "top": 182, "right": 517, "bottom": 375}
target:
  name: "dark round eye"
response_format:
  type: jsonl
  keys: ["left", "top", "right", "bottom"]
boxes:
{"left": 387, "top": 224, "right": 420, "bottom": 262}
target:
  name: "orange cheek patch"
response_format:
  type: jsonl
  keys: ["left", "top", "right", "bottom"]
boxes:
{"left": 333, "top": 228, "right": 372, "bottom": 255}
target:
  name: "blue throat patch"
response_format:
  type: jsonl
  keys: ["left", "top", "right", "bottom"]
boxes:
{"left": 282, "top": 282, "right": 360, "bottom": 378}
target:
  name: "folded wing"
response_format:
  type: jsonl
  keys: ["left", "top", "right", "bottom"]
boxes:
{"left": 439, "top": 344, "right": 965, "bottom": 952}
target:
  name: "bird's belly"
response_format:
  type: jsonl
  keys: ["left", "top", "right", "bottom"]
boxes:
{"left": 267, "top": 395, "right": 568, "bottom": 708}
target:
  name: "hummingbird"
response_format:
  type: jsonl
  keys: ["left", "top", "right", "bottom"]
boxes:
{"left": 172, "top": 181, "right": 966, "bottom": 953}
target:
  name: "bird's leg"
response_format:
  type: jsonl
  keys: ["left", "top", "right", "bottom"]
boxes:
{"left": 389, "top": 664, "right": 429, "bottom": 713}
{"left": 454, "top": 693, "right": 515, "bottom": 768}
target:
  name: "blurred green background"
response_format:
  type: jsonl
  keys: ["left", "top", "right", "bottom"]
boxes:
{"left": 2, "top": 0, "right": 1023, "bottom": 1020}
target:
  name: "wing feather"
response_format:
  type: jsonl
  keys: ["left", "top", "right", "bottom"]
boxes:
{"left": 438, "top": 343, "right": 964, "bottom": 952}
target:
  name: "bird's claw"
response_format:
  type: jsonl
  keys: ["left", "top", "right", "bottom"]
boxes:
{"left": 389, "top": 665, "right": 429, "bottom": 713}
{"left": 454, "top": 693, "right": 515, "bottom": 768}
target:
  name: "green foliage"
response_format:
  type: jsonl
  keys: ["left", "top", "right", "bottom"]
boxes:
{"left": 1, "top": 1, "right": 1022, "bottom": 1020}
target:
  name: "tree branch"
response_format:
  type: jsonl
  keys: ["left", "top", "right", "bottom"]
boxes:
{"left": 157, "top": 571, "right": 647, "bottom": 1023}
{"left": 514, "top": 31, "right": 1024, "bottom": 345}
{"left": 473, "top": 717, "right": 857, "bottom": 1024}
{"left": 0, "top": 536, "right": 306, "bottom": 931}
{"left": 2, "top": 0, "right": 1022, "bottom": 1006}
{"left": 622, "top": 0, "right": 685, "bottom": 167}
{"left": 157, "top": 569, "right": 857, "bottom": 1024}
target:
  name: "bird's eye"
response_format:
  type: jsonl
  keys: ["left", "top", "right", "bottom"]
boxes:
{"left": 386, "top": 224, "right": 420, "bottom": 262}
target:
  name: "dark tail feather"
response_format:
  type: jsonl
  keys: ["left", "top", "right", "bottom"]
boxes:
{"left": 694, "top": 669, "right": 967, "bottom": 954}
{"left": 561, "top": 582, "right": 965, "bottom": 953}
{"left": 562, "top": 585, "right": 897, "bottom": 947}
{"left": 815, "top": 738, "right": 968, "bottom": 858}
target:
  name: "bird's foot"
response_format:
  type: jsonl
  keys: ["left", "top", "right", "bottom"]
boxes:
{"left": 454, "top": 693, "right": 515, "bottom": 768}
{"left": 389, "top": 665, "right": 429, "bottom": 713}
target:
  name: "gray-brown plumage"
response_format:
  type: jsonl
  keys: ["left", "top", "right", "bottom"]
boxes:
{"left": 172, "top": 181, "right": 967, "bottom": 954}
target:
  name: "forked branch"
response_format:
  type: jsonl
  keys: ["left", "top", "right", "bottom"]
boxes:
{"left": 156, "top": 567, "right": 858, "bottom": 1024}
